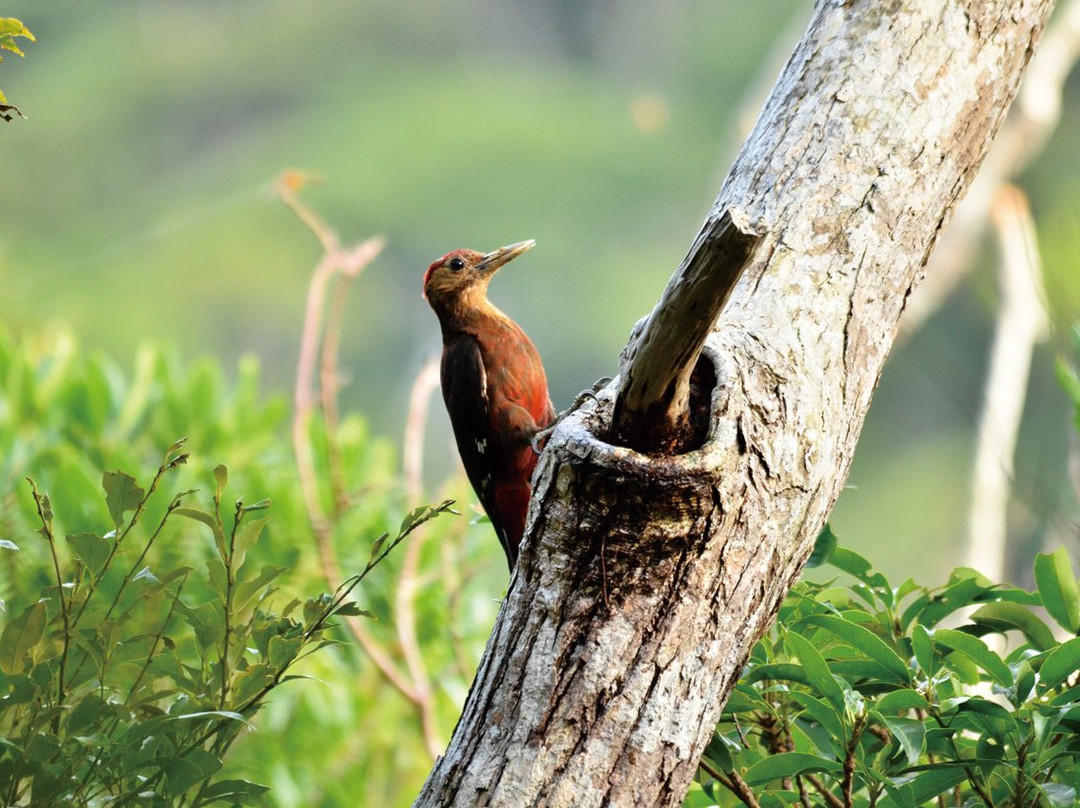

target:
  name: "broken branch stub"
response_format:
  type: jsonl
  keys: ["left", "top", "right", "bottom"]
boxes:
{"left": 612, "top": 207, "right": 761, "bottom": 454}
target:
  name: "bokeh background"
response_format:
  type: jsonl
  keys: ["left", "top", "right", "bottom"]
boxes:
{"left": 2, "top": 2, "right": 1079, "bottom": 805}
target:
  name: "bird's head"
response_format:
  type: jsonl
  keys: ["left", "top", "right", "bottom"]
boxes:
{"left": 422, "top": 240, "right": 535, "bottom": 314}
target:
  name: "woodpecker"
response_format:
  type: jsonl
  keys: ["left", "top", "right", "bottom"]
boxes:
{"left": 423, "top": 240, "right": 555, "bottom": 570}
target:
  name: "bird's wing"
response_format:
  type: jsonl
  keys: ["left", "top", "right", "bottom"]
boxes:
{"left": 441, "top": 334, "right": 498, "bottom": 491}
{"left": 441, "top": 334, "right": 520, "bottom": 565}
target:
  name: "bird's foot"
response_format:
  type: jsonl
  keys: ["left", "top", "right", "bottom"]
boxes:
{"left": 531, "top": 377, "right": 613, "bottom": 454}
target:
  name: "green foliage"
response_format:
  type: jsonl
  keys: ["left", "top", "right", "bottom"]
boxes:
{"left": 688, "top": 534, "right": 1080, "bottom": 808}
{"left": 0, "top": 326, "right": 503, "bottom": 805}
{"left": 0, "top": 17, "right": 32, "bottom": 120}
{"left": 0, "top": 438, "right": 452, "bottom": 805}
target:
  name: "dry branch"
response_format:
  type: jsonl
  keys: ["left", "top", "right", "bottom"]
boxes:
{"left": 612, "top": 207, "right": 761, "bottom": 453}
{"left": 965, "top": 186, "right": 1049, "bottom": 580}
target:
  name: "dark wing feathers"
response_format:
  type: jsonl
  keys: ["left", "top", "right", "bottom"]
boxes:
{"left": 441, "top": 335, "right": 514, "bottom": 561}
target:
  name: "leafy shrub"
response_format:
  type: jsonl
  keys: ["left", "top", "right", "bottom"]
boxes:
{"left": 688, "top": 531, "right": 1080, "bottom": 808}
{"left": 0, "top": 326, "right": 500, "bottom": 805}
{"left": 0, "top": 436, "right": 452, "bottom": 805}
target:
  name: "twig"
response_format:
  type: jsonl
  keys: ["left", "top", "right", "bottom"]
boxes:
{"left": 404, "top": 358, "right": 441, "bottom": 504}
{"left": 964, "top": 185, "right": 1048, "bottom": 580}
{"left": 804, "top": 773, "right": 846, "bottom": 808}
{"left": 278, "top": 173, "right": 424, "bottom": 704}
{"left": 397, "top": 358, "right": 455, "bottom": 758}
{"left": 701, "top": 756, "right": 761, "bottom": 808}
{"left": 442, "top": 516, "right": 480, "bottom": 682}
{"left": 320, "top": 238, "right": 385, "bottom": 513}
{"left": 796, "top": 775, "right": 813, "bottom": 808}
{"left": 841, "top": 715, "right": 865, "bottom": 807}
{"left": 395, "top": 519, "right": 441, "bottom": 758}
{"left": 725, "top": 768, "right": 763, "bottom": 808}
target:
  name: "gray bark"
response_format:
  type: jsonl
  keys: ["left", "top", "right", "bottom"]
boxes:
{"left": 414, "top": 1, "right": 1055, "bottom": 805}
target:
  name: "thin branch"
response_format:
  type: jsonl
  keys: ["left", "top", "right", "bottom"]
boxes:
{"left": 964, "top": 185, "right": 1049, "bottom": 580}
{"left": 710, "top": 766, "right": 762, "bottom": 808}
{"left": 441, "top": 508, "right": 481, "bottom": 682}
{"left": 396, "top": 358, "right": 457, "bottom": 759}
{"left": 612, "top": 206, "right": 761, "bottom": 453}
{"left": 279, "top": 174, "right": 422, "bottom": 703}
{"left": 404, "top": 358, "right": 441, "bottom": 504}
{"left": 320, "top": 238, "right": 385, "bottom": 513}
{"left": 804, "top": 773, "right": 846, "bottom": 808}
{"left": 795, "top": 775, "right": 813, "bottom": 808}
{"left": 395, "top": 521, "right": 441, "bottom": 758}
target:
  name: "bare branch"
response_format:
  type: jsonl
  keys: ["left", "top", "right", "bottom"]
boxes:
{"left": 965, "top": 185, "right": 1049, "bottom": 579}
{"left": 404, "top": 358, "right": 442, "bottom": 505}
{"left": 279, "top": 176, "right": 442, "bottom": 720}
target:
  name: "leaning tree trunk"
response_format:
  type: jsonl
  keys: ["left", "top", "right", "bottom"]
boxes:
{"left": 415, "top": 1, "right": 1054, "bottom": 805}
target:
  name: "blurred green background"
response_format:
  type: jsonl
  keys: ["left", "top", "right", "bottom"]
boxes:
{"left": 2, "top": 1, "right": 1080, "bottom": 804}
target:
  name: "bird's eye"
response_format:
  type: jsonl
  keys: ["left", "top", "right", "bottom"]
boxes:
{"left": 448, "top": 257, "right": 466, "bottom": 271}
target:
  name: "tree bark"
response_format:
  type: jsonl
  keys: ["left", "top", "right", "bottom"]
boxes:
{"left": 414, "top": 1, "right": 1054, "bottom": 806}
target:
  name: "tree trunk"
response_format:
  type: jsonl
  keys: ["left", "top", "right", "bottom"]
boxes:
{"left": 414, "top": 1, "right": 1054, "bottom": 805}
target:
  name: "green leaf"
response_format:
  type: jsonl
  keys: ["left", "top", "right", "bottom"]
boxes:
{"left": 1039, "top": 637, "right": 1080, "bottom": 690}
{"left": 176, "top": 506, "right": 227, "bottom": 558}
{"left": 970, "top": 601, "right": 1056, "bottom": 651}
{"left": 164, "top": 748, "right": 222, "bottom": 795}
{"left": 233, "top": 565, "right": 286, "bottom": 615}
{"left": 901, "top": 576, "right": 986, "bottom": 630}
{"left": 1034, "top": 548, "right": 1080, "bottom": 633}
{"left": 0, "top": 601, "right": 46, "bottom": 674}
{"left": 234, "top": 516, "right": 270, "bottom": 562}
{"left": 194, "top": 778, "right": 270, "bottom": 806}
{"left": 875, "top": 688, "right": 930, "bottom": 714}
{"left": 880, "top": 715, "right": 924, "bottom": 766}
{"left": 742, "top": 752, "right": 842, "bottom": 786}
{"left": 787, "top": 691, "right": 845, "bottom": 742}
{"left": 213, "top": 464, "right": 228, "bottom": 499}
{"left": 911, "top": 623, "right": 934, "bottom": 678}
{"left": 177, "top": 600, "right": 223, "bottom": 650}
{"left": 785, "top": 630, "right": 848, "bottom": 716}
{"left": 885, "top": 767, "right": 968, "bottom": 807}
{"left": 102, "top": 470, "right": 144, "bottom": 529}
{"left": 66, "top": 532, "right": 111, "bottom": 577}
{"left": 828, "top": 546, "right": 873, "bottom": 579}
{"left": 66, "top": 693, "right": 111, "bottom": 734}
{"left": 268, "top": 634, "right": 303, "bottom": 669}
{"left": 798, "top": 614, "right": 911, "bottom": 684}
{"left": 742, "top": 663, "right": 813, "bottom": 688}
{"left": 933, "top": 629, "right": 1013, "bottom": 687}
{"left": 230, "top": 664, "right": 273, "bottom": 707}
{"left": 206, "top": 558, "right": 227, "bottom": 598}
{"left": 702, "top": 731, "right": 737, "bottom": 772}
{"left": 175, "top": 709, "right": 253, "bottom": 728}
{"left": 368, "top": 532, "right": 388, "bottom": 562}
{"left": 807, "top": 524, "right": 837, "bottom": 568}
{"left": 1038, "top": 783, "right": 1077, "bottom": 808}
{"left": 331, "top": 601, "right": 375, "bottom": 619}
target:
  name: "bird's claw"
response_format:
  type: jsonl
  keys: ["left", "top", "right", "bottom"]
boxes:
{"left": 531, "top": 377, "right": 613, "bottom": 454}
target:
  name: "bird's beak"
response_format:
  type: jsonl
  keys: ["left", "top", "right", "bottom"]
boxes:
{"left": 475, "top": 239, "right": 535, "bottom": 274}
